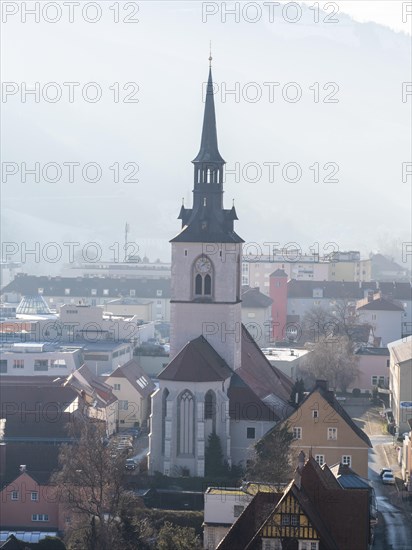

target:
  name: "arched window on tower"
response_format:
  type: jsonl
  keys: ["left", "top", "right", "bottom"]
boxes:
{"left": 195, "top": 274, "right": 202, "bottom": 295}
{"left": 178, "top": 390, "right": 195, "bottom": 455}
{"left": 162, "top": 388, "right": 169, "bottom": 455}
{"left": 204, "top": 274, "right": 212, "bottom": 295}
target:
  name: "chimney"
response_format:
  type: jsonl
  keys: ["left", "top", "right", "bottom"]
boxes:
{"left": 19, "top": 464, "right": 26, "bottom": 473}
{"left": 316, "top": 380, "right": 328, "bottom": 391}
{"left": 298, "top": 451, "right": 305, "bottom": 472}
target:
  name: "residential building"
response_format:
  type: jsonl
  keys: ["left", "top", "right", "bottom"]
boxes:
{"left": 388, "top": 336, "right": 412, "bottom": 434}
{"left": 0, "top": 468, "right": 60, "bottom": 533}
{"left": 61, "top": 257, "right": 171, "bottom": 279}
{"left": 356, "top": 293, "right": 404, "bottom": 346}
{"left": 353, "top": 346, "right": 390, "bottom": 392}
{"left": 65, "top": 364, "right": 118, "bottom": 435}
{"left": 241, "top": 286, "right": 273, "bottom": 348}
{"left": 263, "top": 347, "right": 310, "bottom": 380}
{"left": 217, "top": 453, "right": 372, "bottom": 550}
{"left": 370, "top": 253, "right": 410, "bottom": 282}
{"left": 400, "top": 419, "right": 412, "bottom": 491}
{"left": 104, "top": 359, "right": 155, "bottom": 429}
{"left": 0, "top": 342, "right": 82, "bottom": 377}
{"left": 148, "top": 65, "right": 294, "bottom": 477}
{"left": 279, "top": 380, "right": 372, "bottom": 477}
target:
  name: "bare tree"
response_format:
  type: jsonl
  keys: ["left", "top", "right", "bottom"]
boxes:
{"left": 299, "top": 336, "right": 360, "bottom": 392}
{"left": 52, "top": 418, "right": 142, "bottom": 550}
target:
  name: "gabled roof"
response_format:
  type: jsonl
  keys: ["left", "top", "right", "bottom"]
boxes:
{"left": 157, "top": 336, "right": 233, "bottom": 382}
{"left": 287, "top": 280, "right": 412, "bottom": 300}
{"left": 329, "top": 463, "right": 371, "bottom": 490}
{"left": 270, "top": 269, "right": 288, "bottom": 277}
{"left": 237, "top": 325, "right": 294, "bottom": 418}
{"left": 107, "top": 359, "right": 155, "bottom": 398}
{"left": 241, "top": 286, "right": 273, "bottom": 308}
{"left": 281, "top": 381, "right": 372, "bottom": 448}
{"left": 228, "top": 373, "right": 275, "bottom": 421}
{"left": 66, "top": 364, "right": 117, "bottom": 406}
{"left": 357, "top": 297, "right": 404, "bottom": 311}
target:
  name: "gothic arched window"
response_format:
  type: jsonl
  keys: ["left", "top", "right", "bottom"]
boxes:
{"left": 193, "top": 256, "right": 213, "bottom": 298}
{"left": 178, "top": 390, "right": 195, "bottom": 455}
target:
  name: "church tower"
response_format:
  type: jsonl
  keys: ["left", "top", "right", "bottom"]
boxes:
{"left": 148, "top": 61, "right": 244, "bottom": 477}
{"left": 169, "top": 63, "right": 244, "bottom": 369}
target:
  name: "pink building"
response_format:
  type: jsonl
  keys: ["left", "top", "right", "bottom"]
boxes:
{"left": 352, "top": 347, "right": 390, "bottom": 392}
{"left": 0, "top": 469, "right": 61, "bottom": 532}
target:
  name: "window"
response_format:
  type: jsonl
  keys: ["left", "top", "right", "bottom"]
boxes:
{"left": 233, "top": 505, "right": 244, "bottom": 517}
{"left": 204, "top": 390, "right": 215, "bottom": 422}
{"left": 281, "top": 514, "right": 291, "bottom": 525}
{"left": 299, "top": 542, "right": 319, "bottom": 550}
{"left": 378, "top": 376, "right": 385, "bottom": 387}
{"left": 184, "top": 250, "right": 188, "bottom": 256}
{"left": 34, "top": 360, "right": 48, "bottom": 371}
{"left": 120, "top": 400, "right": 129, "bottom": 410}
{"left": 312, "top": 410, "right": 319, "bottom": 419}
{"left": 293, "top": 427, "right": 302, "bottom": 440}
{"left": 31, "top": 492, "right": 39, "bottom": 501}
{"left": 157, "top": 290, "right": 162, "bottom": 297}
{"left": 262, "top": 540, "right": 282, "bottom": 550}
{"left": 178, "top": 390, "right": 195, "bottom": 455}
{"left": 130, "top": 289, "right": 136, "bottom": 297}
{"left": 0, "top": 359, "right": 7, "bottom": 373}
{"left": 113, "top": 383, "right": 121, "bottom": 391}
{"left": 13, "top": 359, "right": 24, "bottom": 369}
{"left": 50, "top": 359, "right": 66, "bottom": 368}
{"left": 247, "top": 427, "right": 256, "bottom": 439}
{"left": 32, "top": 514, "right": 49, "bottom": 522}
{"left": 103, "top": 289, "right": 109, "bottom": 296}
{"left": 11, "top": 491, "right": 18, "bottom": 500}
{"left": 371, "top": 375, "right": 378, "bottom": 386}
{"left": 64, "top": 288, "right": 70, "bottom": 295}
{"left": 327, "top": 427, "right": 337, "bottom": 440}
{"left": 38, "top": 288, "right": 44, "bottom": 294}
{"left": 342, "top": 455, "right": 352, "bottom": 467}
{"left": 290, "top": 514, "right": 300, "bottom": 526}
{"left": 91, "top": 289, "right": 97, "bottom": 296}
{"left": 315, "top": 455, "right": 325, "bottom": 466}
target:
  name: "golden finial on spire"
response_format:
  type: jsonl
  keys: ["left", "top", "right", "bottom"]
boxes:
{"left": 209, "top": 41, "right": 212, "bottom": 67}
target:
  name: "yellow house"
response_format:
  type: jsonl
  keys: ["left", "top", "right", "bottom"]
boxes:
{"left": 105, "top": 359, "right": 155, "bottom": 429}
{"left": 281, "top": 380, "right": 372, "bottom": 478}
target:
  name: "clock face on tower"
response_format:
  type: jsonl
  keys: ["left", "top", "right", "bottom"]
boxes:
{"left": 195, "top": 257, "right": 212, "bottom": 273}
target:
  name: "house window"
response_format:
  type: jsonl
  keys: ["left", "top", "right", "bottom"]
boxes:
{"left": 233, "top": 505, "right": 244, "bottom": 517}
{"left": 327, "top": 427, "right": 337, "bottom": 440}
{"left": 290, "top": 514, "right": 300, "bottom": 526}
{"left": 31, "top": 492, "right": 39, "bottom": 501}
{"left": 342, "top": 455, "right": 352, "bottom": 467}
{"left": 184, "top": 250, "right": 188, "bottom": 256}
{"left": 64, "top": 288, "right": 70, "bottom": 295}
{"left": 32, "top": 514, "right": 49, "bottom": 521}
{"left": 34, "top": 360, "right": 48, "bottom": 371}
{"left": 281, "top": 514, "right": 291, "bottom": 525}
{"left": 315, "top": 455, "right": 325, "bottom": 466}
{"left": 11, "top": 491, "right": 18, "bottom": 500}
{"left": 120, "top": 400, "right": 129, "bottom": 410}
{"left": 371, "top": 375, "right": 378, "bottom": 386}
{"left": 293, "top": 427, "right": 302, "bottom": 440}
{"left": 130, "top": 289, "right": 136, "bottom": 297}
{"left": 103, "top": 289, "right": 109, "bottom": 296}
{"left": 113, "top": 384, "right": 121, "bottom": 391}
{"left": 378, "top": 376, "right": 385, "bottom": 387}
{"left": 38, "top": 288, "right": 44, "bottom": 294}
{"left": 247, "top": 427, "right": 256, "bottom": 439}
{"left": 13, "top": 359, "right": 24, "bottom": 369}
{"left": 312, "top": 410, "right": 319, "bottom": 419}
{"left": 91, "top": 289, "right": 97, "bottom": 296}
{"left": 262, "top": 540, "right": 282, "bottom": 550}
{"left": 299, "top": 542, "right": 319, "bottom": 550}
{"left": 157, "top": 290, "right": 162, "bottom": 297}
{"left": 0, "top": 360, "right": 7, "bottom": 373}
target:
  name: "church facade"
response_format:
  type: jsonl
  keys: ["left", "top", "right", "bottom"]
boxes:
{"left": 148, "top": 64, "right": 294, "bottom": 477}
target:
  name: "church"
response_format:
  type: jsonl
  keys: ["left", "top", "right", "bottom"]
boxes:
{"left": 148, "top": 62, "right": 294, "bottom": 477}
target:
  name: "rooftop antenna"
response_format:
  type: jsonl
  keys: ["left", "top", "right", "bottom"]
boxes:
{"left": 124, "top": 222, "right": 130, "bottom": 262}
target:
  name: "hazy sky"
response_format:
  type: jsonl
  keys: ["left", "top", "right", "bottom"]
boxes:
{"left": 1, "top": 1, "right": 411, "bottom": 273}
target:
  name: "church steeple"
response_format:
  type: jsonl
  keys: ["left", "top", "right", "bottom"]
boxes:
{"left": 171, "top": 61, "right": 243, "bottom": 244}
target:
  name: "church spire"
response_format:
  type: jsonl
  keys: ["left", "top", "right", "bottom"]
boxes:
{"left": 171, "top": 59, "right": 243, "bottom": 245}
{"left": 192, "top": 63, "right": 225, "bottom": 179}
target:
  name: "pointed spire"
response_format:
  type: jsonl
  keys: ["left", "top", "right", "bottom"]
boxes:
{"left": 192, "top": 63, "right": 225, "bottom": 165}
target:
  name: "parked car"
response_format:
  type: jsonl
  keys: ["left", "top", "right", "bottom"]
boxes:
{"left": 125, "top": 458, "right": 137, "bottom": 471}
{"left": 379, "top": 468, "right": 393, "bottom": 478}
{"left": 382, "top": 472, "right": 396, "bottom": 485}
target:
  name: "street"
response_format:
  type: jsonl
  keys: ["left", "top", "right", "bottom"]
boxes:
{"left": 344, "top": 400, "right": 412, "bottom": 549}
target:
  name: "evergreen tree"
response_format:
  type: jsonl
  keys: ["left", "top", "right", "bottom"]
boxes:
{"left": 205, "top": 431, "right": 228, "bottom": 477}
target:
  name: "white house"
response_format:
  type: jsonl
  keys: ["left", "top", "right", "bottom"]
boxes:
{"left": 388, "top": 336, "right": 412, "bottom": 434}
